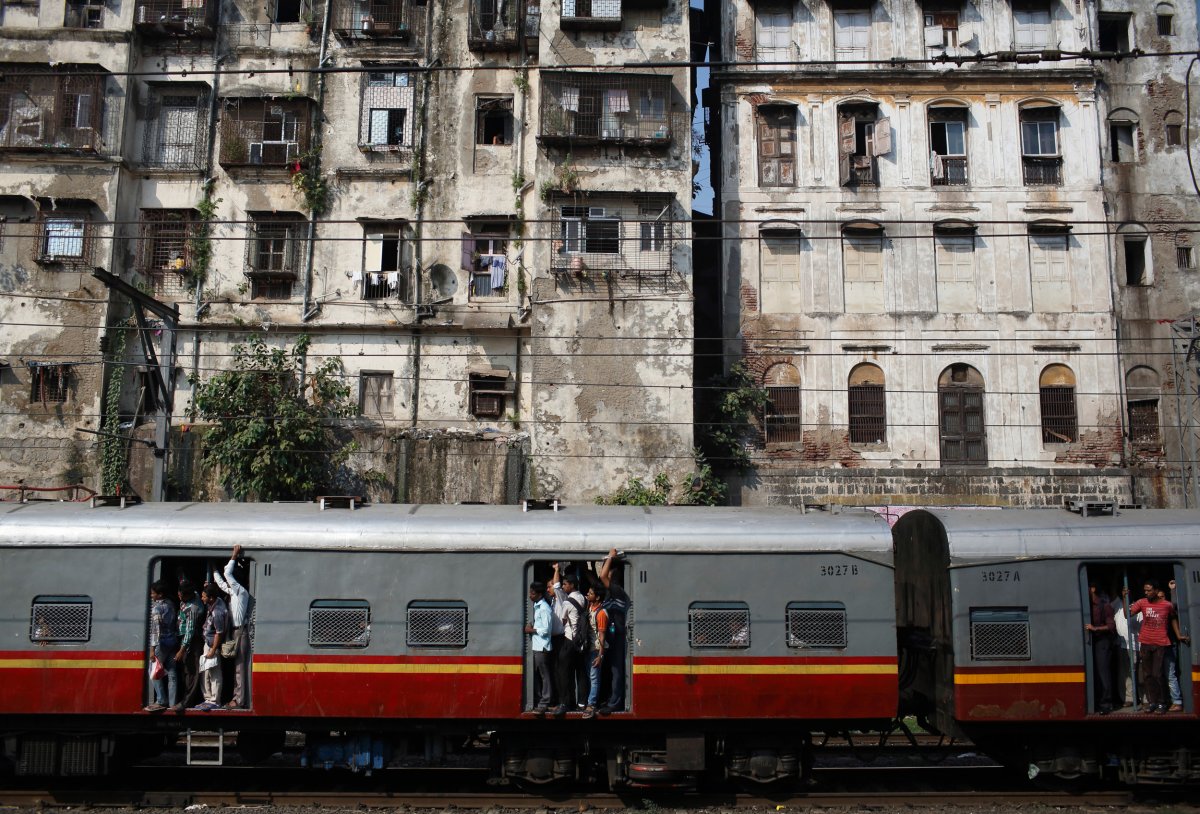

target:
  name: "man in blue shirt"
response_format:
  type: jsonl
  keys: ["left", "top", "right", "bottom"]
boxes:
{"left": 524, "top": 581, "right": 553, "bottom": 714}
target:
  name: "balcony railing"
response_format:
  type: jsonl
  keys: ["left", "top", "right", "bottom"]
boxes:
{"left": 1023, "top": 156, "right": 1062, "bottom": 186}
{"left": 560, "top": 0, "right": 620, "bottom": 30}
{"left": 540, "top": 72, "right": 675, "bottom": 147}
{"left": 331, "top": 0, "right": 427, "bottom": 44}
{"left": 547, "top": 199, "right": 676, "bottom": 282}
{"left": 0, "top": 69, "right": 107, "bottom": 154}
{"left": 134, "top": 0, "right": 216, "bottom": 36}
{"left": 218, "top": 98, "right": 313, "bottom": 168}
{"left": 467, "top": 0, "right": 522, "bottom": 50}
{"left": 845, "top": 156, "right": 877, "bottom": 186}
{"left": 137, "top": 210, "right": 198, "bottom": 279}
{"left": 931, "top": 156, "right": 968, "bottom": 186}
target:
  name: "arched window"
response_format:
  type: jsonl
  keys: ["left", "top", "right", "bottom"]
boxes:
{"left": 938, "top": 363, "right": 986, "bottom": 465}
{"left": 1039, "top": 364, "right": 1077, "bottom": 444}
{"left": 1126, "top": 366, "right": 1161, "bottom": 448}
{"left": 1164, "top": 110, "right": 1183, "bottom": 147}
{"left": 848, "top": 363, "right": 886, "bottom": 444}
{"left": 1107, "top": 109, "right": 1138, "bottom": 163}
{"left": 1156, "top": 2, "right": 1175, "bottom": 36}
{"left": 763, "top": 363, "right": 801, "bottom": 443}
{"left": 1117, "top": 223, "right": 1150, "bottom": 286}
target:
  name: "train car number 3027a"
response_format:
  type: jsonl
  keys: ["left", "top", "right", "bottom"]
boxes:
{"left": 981, "top": 570, "right": 1021, "bottom": 582}
{"left": 820, "top": 564, "right": 859, "bottom": 576}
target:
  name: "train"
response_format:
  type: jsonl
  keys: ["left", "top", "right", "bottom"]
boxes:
{"left": 0, "top": 499, "right": 1197, "bottom": 786}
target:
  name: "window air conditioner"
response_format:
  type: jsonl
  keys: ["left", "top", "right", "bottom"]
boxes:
{"left": 588, "top": 207, "right": 606, "bottom": 218}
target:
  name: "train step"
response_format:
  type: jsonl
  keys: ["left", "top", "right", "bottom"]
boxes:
{"left": 186, "top": 729, "right": 224, "bottom": 766}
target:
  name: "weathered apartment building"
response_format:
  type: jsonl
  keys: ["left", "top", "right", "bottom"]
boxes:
{"left": 706, "top": 0, "right": 1200, "bottom": 507}
{"left": 0, "top": 0, "right": 694, "bottom": 503}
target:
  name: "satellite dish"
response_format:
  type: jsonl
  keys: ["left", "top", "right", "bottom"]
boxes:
{"left": 428, "top": 264, "right": 457, "bottom": 297}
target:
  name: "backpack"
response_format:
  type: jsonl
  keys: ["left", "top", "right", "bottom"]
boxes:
{"left": 603, "top": 595, "right": 627, "bottom": 639}
{"left": 566, "top": 594, "right": 588, "bottom": 645}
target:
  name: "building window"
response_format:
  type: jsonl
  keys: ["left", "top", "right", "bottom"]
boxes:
{"left": 0, "top": 67, "right": 106, "bottom": 153}
{"left": 1177, "top": 244, "right": 1194, "bottom": 270}
{"left": 38, "top": 215, "right": 89, "bottom": 264}
{"left": 476, "top": 97, "right": 514, "bottom": 145}
{"left": 688, "top": 602, "right": 750, "bottom": 649}
{"left": 561, "top": 0, "right": 622, "bottom": 28}
{"left": 833, "top": 9, "right": 870, "bottom": 62}
{"left": 1028, "top": 222, "right": 1069, "bottom": 284}
{"left": 246, "top": 213, "right": 304, "bottom": 299}
{"left": 333, "top": 0, "right": 424, "bottom": 40}
{"left": 756, "top": 6, "right": 792, "bottom": 63}
{"left": 308, "top": 600, "right": 371, "bottom": 648}
{"left": 138, "top": 209, "right": 196, "bottom": 276}
{"left": 1013, "top": 4, "right": 1052, "bottom": 49}
{"left": 1123, "top": 238, "right": 1147, "bottom": 285}
{"left": 848, "top": 363, "right": 885, "bottom": 444}
{"left": 30, "top": 596, "right": 92, "bottom": 643}
{"left": 360, "top": 71, "right": 413, "bottom": 150}
{"left": 469, "top": 368, "right": 512, "bottom": 418}
{"left": 141, "top": 90, "right": 208, "bottom": 170}
{"left": 219, "top": 98, "right": 311, "bottom": 167}
{"left": 559, "top": 206, "right": 620, "bottom": 254}
{"left": 65, "top": 0, "right": 105, "bottom": 29}
{"left": 273, "top": 0, "right": 304, "bottom": 23}
{"left": 1020, "top": 106, "right": 1062, "bottom": 185}
{"left": 934, "top": 222, "right": 977, "bottom": 311}
{"left": 359, "top": 372, "right": 394, "bottom": 417}
{"left": 786, "top": 602, "right": 847, "bottom": 649}
{"left": 1097, "top": 13, "right": 1130, "bottom": 51}
{"left": 461, "top": 223, "right": 510, "bottom": 298}
{"left": 842, "top": 222, "right": 885, "bottom": 313}
{"left": 970, "top": 608, "right": 1030, "bottom": 660}
{"left": 29, "top": 363, "right": 70, "bottom": 404}
{"left": 757, "top": 105, "right": 796, "bottom": 187}
{"left": 938, "top": 363, "right": 987, "bottom": 466}
{"left": 1165, "top": 110, "right": 1184, "bottom": 147}
{"left": 929, "top": 106, "right": 968, "bottom": 185}
{"left": 762, "top": 362, "right": 801, "bottom": 444}
{"left": 1126, "top": 366, "right": 1161, "bottom": 449}
{"left": 468, "top": 0, "right": 522, "bottom": 49}
{"left": 1156, "top": 3, "right": 1174, "bottom": 36}
{"left": 760, "top": 232, "right": 802, "bottom": 290}
{"left": 362, "top": 226, "right": 406, "bottom": 300}
{"left": 838, "top": 103, "right": 889, "bottom": 187}
{"left": 1109, "top": 112, "right": 1137, "bottom": 163}
{"left": 539, "top": 72, "right": 672, "bottom": 145}
{"left": 924, "top": 10, "right": 959, "bottom": 52}
{"left": 407, "top": 600, "right": 468, "bottom": 648}
{"left": 1039, "top": 364, "right": 1077, "bottom": 444}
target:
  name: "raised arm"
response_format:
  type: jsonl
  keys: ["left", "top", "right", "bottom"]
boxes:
{"left": 599, "top": 548, "right": 619, "bottom": 588}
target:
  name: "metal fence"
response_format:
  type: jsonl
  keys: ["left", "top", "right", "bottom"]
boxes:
{"left": 219, "top": 98, "right": 313, "bottom": 167}
{"left": 331, "top": 0, "right": 427, "bottom": 44}
{"left": 540, "top": 72, "right": 676, "bottom": 147}
{"left": 0, "top": 69, "right": 107, "bottom": 153}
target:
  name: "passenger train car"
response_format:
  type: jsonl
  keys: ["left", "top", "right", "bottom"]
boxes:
{"left": 0, "top": 500, "right": 1196, "bottom": 785}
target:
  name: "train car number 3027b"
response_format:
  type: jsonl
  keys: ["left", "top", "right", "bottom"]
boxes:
{"left": 820, "top": 564, "right": 859, "bottom": 576}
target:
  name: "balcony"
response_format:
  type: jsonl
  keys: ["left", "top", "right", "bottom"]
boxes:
{"left": 134, "top": 0, "right": 216, "bottom": 36}
{"left": 547, "top": 196, "right": 676, "bottom": 286}
{"left": 931, "top": 156, "right": 968, "bottom": 186}
{"left": 467, "top": 0, "right": 522, "bottom": 50}
{"left": 560, "top": 0, "right": 620, "bottom": 30}
{"left": 1023, "top": 156, "right": 1062, "bottom": 186}
{"left": 539, "top": 72, "right": 676, "bottom": 148}
{"left": 0, "top": 69, "right": 107, "bottom": 154}
{"left": 218, "top": 98, "right": 313, "bottom": 169}
{"left": 332, "top": 0, "right": 427, "bottom": 45}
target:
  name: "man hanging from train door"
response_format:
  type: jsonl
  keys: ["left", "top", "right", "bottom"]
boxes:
{"left": 597, "top": 547, "right": 630, "bottom": 715}
{"left": 1084, "top": 582, "right": 1116, "bottom": 714}
{"left": 213, "top": 544, "right": 253, "bottom": 710}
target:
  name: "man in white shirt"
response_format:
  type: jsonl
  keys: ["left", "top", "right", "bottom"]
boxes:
{"left": 212, "top": 544, "right": 253, "bottom": 710}
{"left": 548, "top": 564, "right": 587, "bottom": 715}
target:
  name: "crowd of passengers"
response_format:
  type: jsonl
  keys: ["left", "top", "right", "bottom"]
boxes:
{"left": 1088, "top": 578, "right": 1192, "bottom": 714}
{"left": 145, "top": 544, "right": 253, "bottom": 713}
{"left": 527, "top": 547, "right": 629, "bottom": 719}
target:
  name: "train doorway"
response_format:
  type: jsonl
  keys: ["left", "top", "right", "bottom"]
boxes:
{"left": 147, "top": 555, "right": 256, "bottom": 711}
{"left": 523, "top": 557, "right": 631, "bottom": 714}
{"left": 1079, "top": 562, "right": 1190, "bottom": 715}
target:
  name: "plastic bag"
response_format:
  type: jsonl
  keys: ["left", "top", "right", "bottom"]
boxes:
{"left": 149, "top": 657, "right": 165, "bottom": 681}
{"left": 200, "top": 655, "right": 220, "bottom": 672}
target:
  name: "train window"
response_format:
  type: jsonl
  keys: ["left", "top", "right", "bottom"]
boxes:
{"left": 30, "top": 595, "right": 93, "bottom": 643}
{"left": 308, "top": 600, "right": 371, "bottom": 648}
{"left": 969, "top": 607, "right": 1030, "bottom": 660}
{"left": 408, "top": 600, "right": 468, "bottom": 648}
{"left": 688, "top": 601, "right": 750, "bottom": 649}
{"left": 786, "top": 601, "right": 847, "bottom": 648}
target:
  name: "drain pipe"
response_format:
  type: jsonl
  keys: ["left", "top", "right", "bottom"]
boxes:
{"left": 409, "top": 3, "right": 436, "bottom": 428}
{"left": 301, "top": 0, "right": 334, "bottom": 325}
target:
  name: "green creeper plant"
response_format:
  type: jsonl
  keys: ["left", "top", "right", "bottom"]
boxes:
{"left": 99, "top": 324, "right": 130, "bottom": 494}
{"left": 696, "top": 361, "right": 769, "bottom": 473}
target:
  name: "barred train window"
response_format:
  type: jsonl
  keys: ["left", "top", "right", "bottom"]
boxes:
{"left": 408, "top": 600, "right": 468, "bottom": 648}
{"left": 969, "top": 607, "right": 1030, "bottom": 660}
{"left": 30, "top": 595, "right": 93, "bottom": 643}
{"left": 688, "top": 601, "right": 750, "bottom": 649}
{"left": 308, "top": 600, "right": 371, "bottom": 648}
{"left": 786, "top": 601, "right": 847, "bottom": 648}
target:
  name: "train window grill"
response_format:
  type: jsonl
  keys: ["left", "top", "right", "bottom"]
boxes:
{"left": 30, "top": 596, "right": 93, "bottom": 643}
{"left": 308, "top": 600, "right": 371, "bottom": 648}
{"left": 688, "top": 601, "right": 750, "bottom": 649}
{"left": 408, "top": 600, "right": 468, "bottom": 648}
{"left": 786, "top": 602, "right": 847, "bottom": 648}
{"left": 969, "top": 608, "right": 1030, "bottom": 660}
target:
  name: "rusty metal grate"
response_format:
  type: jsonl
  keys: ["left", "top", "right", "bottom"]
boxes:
{"left": 30, "top": 596, "right": 92, "bottom": 642}
{"left": 786, "top": 604, "right": 847, "bottom": 648}
{"left": 970, "top": 609, "right": 1029, "bottom": 660}
{"left": 848, "top": 383, "right": 886, "bottom": 444}
{"left": 1128, "top": 398, "right": 1161, "bottom": 447}
{"left": 309, "top": 601, "right": 371, "bottom": 647}
{"left": 688, "top": 602, "right": 750, "bottom": 649}
{"left": 407, "top": 602, "right": 468, "bottom": 647}
{"left": 764, "top": 385, "right": 801, "bottom": 443}
{"left": 1039, "top": 385, "right": 1077, "bottom": 443}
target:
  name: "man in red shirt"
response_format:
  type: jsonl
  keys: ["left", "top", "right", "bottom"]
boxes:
{"left": 1126, "top": 580, "right": 1174, "bottom": 713}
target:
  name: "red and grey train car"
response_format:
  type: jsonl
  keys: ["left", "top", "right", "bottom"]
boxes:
{"left": 894, "top": 508, "right": 1199, "bottom": 784}
{"left": 0, "top": 501, "right": 898, "bottom": 785}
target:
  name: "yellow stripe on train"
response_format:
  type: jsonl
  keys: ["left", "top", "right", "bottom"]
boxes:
{"left": 0, "top": 658, "right": 141, "bottom": 670}
{"left": 955, "top": 672, "right": 1085, "bottom": 685}
{"left": 253, "top": 662, "right": 524, "bottom": 675}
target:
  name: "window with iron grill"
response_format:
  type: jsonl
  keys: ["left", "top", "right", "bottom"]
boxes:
{"left": 764, "top": 385, "right": 801, "bottom": 443}
{"left": 39, "top": 216, "right": 88, "bottom": 262}
{"left": 848, "top": 383, "right": 886, "bottom": 444}
{"left": 469, "top": 373, "right": 509, "bottom": 418}
{"left": 786, "top": 602, "right": 847, "bottom": 648}
{"left": 1128, "top": 398, "right": 1161, "bottom": 447}
{"left": 688, "top": 602, "right": 750, "bottom": 649}
{"left": 308, "top": 600, "right": 371, "bottom": 647}
{"left": 143, "top": 92, "right": 207, "bottom": 169}
{"left": 1157, "top": 12, "right": 1174, "bottom": 36}
{"left": 29, "top": 364, "right": 69, "bottom": 403}
{"left": 247, "top": 215, "right": 304, "bottom": 300}
{"left": 407, "top": 601, "right": 468, "bottom": 648}
{"left": 1178, "top": 246, "right": 1195, "bottom": 269}
{"left": 1039, "top": 385, "right": 1077, "bottom": 443}
{"left": 539, "top": 72, "right": 672, "bottom": 145}
{"left": 139, "top": 209, "right": 195, "bottom": 276}
{"left": 969, "top": 608, "right": 1030, "bottom": 660}
{"left": 30, "top": 596, "right": 92, "bottom": 643}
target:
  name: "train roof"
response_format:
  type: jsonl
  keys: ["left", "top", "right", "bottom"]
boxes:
{"left": 0, "top": 501, "right": 894, "bottom": 555}
{"left": 894, "top": 508, "right": 1200, "bottom": 562}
